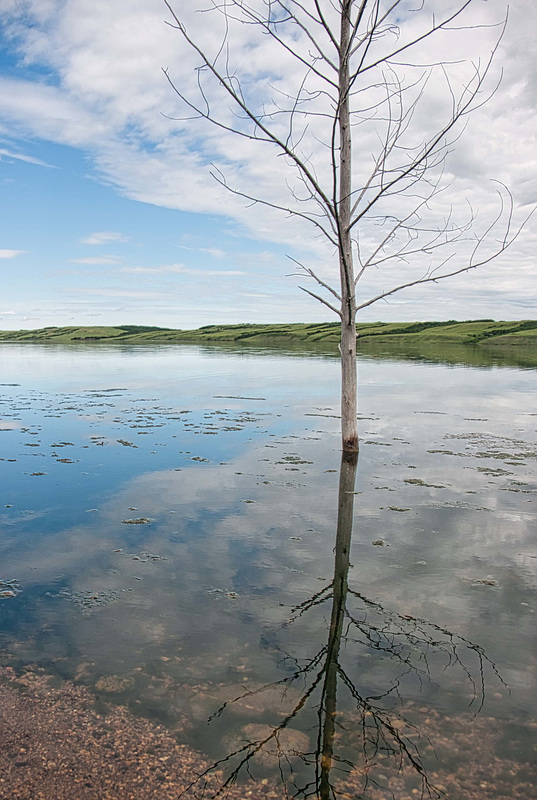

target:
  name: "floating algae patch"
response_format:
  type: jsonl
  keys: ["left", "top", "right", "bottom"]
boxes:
{"left": 443, "top": 432, "right": 537, "bottom": 462}
{"left": 476, "top": 466, "right": 514, "bottom": 476}
{"left": 114, "top": 550, "right": 167, "bottom": 562}
{"left": 426, "top": 500, "right": 493, "bottom": 511}
{"left": 404, "top": 477, "right": 446, "bottom": 488}
{"left": 275, "top": 454, "right": 314, "bottom": 465}
{"left": 47, "top": 589, "right": 122, "bottom": 615}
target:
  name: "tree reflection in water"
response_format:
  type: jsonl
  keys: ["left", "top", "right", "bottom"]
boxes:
{"left": 183, "top": 453, "right": 504, "bottom": 799}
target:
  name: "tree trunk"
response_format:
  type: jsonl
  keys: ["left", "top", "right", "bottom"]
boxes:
{"left": 319, "top": 450, "right": 358, "bottom": 798}
{"left": 341, "top": 312, "right": 358, "bottom": 451}
{"left": 338, "top": 1, "right": 358, "bottom": 452}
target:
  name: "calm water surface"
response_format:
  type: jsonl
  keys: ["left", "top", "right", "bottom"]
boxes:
{"left": 0, "top": 343, "right": 536, "bottom": 798}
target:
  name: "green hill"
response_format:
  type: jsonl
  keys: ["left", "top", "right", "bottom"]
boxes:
{"left": 0, "top": 320, "right": 536, "bottom": 346}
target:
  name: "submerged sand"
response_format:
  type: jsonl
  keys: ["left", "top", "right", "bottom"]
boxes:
{"left": 1, "top": 665, "right": 536, "bottom": 800}
{"left": 0, "top": 666, "right": 279, "bottom": 800}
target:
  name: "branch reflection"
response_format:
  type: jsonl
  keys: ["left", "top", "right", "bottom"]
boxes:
{"left": 184, "top": 452, "right": 503, "bottom": 799}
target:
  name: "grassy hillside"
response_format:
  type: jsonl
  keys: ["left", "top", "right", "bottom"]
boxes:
{"left": 0, "top": 320, "right": 536, "bottom": 346}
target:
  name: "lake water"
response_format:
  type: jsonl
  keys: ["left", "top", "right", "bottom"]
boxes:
{"left": 0, "top": 342, "right": 536, "bottom": 799}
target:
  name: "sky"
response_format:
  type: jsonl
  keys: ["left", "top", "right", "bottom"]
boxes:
{"left": 0, "top": 0, "right": 535, "bottom": 331}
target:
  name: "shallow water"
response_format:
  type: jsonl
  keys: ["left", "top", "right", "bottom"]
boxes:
{"left": 0, "top": 342, "right": 536, "bottom": 797}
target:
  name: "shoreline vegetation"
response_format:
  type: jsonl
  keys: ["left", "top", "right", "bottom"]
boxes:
{"left": 1, "top": 319, "right": 537, "bottom": 347}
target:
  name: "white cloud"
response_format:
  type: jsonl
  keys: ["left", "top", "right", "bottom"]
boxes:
{"left": 0, "top": 146, "right": 55, "bottom": 167}
{"left": 0, "top": 76, "right": 112, "bottom": 147}
{"left": 0, "top": 0, "right": 535, "bottom": 321}
{"left": 178, "top": 245, "right": 227, "bottom": 259}
{"left": 80, "top": 231, "right": 128, "bottom": 245}
{"left": 0, "top": 249, "right": 25, "bottom": 258}
{"left": 66, "top": 287, "right": 173, "bottom": 300}
{"left": 119, "top": 264, "right": 245, "bottom": 276}
{"left": 72, "top": 255, "right": 124, "bottom": 265}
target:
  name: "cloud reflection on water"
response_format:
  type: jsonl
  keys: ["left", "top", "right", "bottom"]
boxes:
{"left": 0, "top": 343, "right": 536, "bottom": 795}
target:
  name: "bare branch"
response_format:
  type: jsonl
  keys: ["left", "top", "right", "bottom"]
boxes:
{"left": 299, "top": 284, "right": 342, "bottom": 316}
{"left": 209, "top": 164, "right": 340, "bottom": 246}
{"left": 164, "top": 0, "right": 337, "bottom": 218}
{"left": 287, "top": 256, "right": 342, "bottom": 302}
{"left": 357, "top": 191, "right": 534, "bottom": 312}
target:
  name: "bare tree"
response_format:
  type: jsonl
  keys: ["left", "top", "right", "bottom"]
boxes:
{"left": 163, "top": 0, "right": 526, "bottom": 452}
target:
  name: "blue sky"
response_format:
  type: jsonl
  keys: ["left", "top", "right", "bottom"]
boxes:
{"left": 0, "top": 140, "right": 293, "bottom": 328}
{"left": 0, "top": 0, "right": 536, "bottom": 330}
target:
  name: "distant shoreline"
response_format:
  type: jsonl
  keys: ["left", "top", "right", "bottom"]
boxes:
{"left": 1, "top": 320, "right": 536, "bottom": 347}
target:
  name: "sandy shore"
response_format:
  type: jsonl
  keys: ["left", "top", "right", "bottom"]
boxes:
{"left": 0, "top": 666, "right": 280, "bottom": 800}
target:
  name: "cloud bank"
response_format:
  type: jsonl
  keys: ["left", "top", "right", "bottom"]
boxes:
{"left": 0, "top": 0, "right": 535, "bottom": 323}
